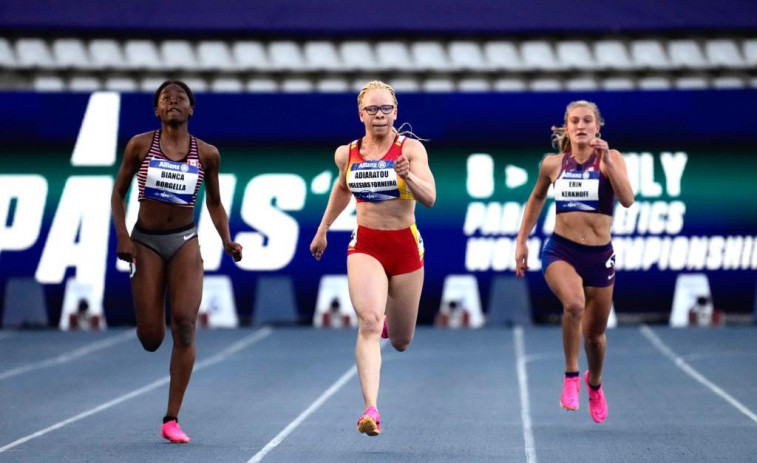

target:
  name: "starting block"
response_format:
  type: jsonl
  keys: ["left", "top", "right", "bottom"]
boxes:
{"left": 198, "top": 275, "right": 239, "bottom": 328}
{"left": 670, "top": 273, "right": 718, "bottom": 327}
{"left": 60, "top": 278, "right": 105, "bottom": 331}
{"left": 435, "top": 275, "right": 484, "bottom": 328}
{"left": 686, "top": 294, "right": 724, "bottom": 327}
{"left": 313, "top": 275, "right": 357, "bottom": 328}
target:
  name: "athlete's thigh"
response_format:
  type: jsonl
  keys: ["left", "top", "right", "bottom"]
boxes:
{"left": 347, "top": 253, "right": 389, "bottom": 318}
{"left": 385, "top": 267, "right": 423, "bottom": 338}
{"left": 583, "top": 285, "right": 614, "bottom": 334}
{"left": 166, "top": 239, "right": 204, "bottom": 321}
{"left": 544, "top": 260, "right": 585, "bottom": 307}
{"left": 131, "top": 242, "right": 167, "bottom": 329}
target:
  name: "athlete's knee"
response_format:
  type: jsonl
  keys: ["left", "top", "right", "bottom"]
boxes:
{"left": 357, "top": 311, "right": 383, "bottom": 336}
{"left": 171, "top": 318, "right": 196, "bottom": 348}
{"left": 584, "top": 331, "right": 606, "bottom": 347}
{"left": 137, "top": 328, "right": 164, "bottom": 352}
{"left": 391, "top": 335, "right": 413, "bottom": 352}
{"left": 563, "top": 300, "right": 585, "bottom": 321}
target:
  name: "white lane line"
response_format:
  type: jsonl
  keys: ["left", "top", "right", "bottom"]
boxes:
{"left": 0, "top": 330, "right": 136, "bottom": 381}
{"left": 247, "top": 338, "right": 389, "bottom": 463}
{"left": 514, "top": 326, "right": 538, "bottom": 463}
{"left": 247, "top": 365, "right": 357, "bottom": 463}
{"left": 640, "top": 325, "right": 757, "bottom": 424}
{"left": 0, "top": 327, "right": 273, "bottom": 454}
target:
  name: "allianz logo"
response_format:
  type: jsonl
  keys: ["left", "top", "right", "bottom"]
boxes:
{"left": 562, "top": 172, "right": 587, "bottom": 179}
{"left": 157, "top": 161, "right": 182, "bottom": 170}
{"left": 357, "top": 160, "right": 391, "bottom": 169}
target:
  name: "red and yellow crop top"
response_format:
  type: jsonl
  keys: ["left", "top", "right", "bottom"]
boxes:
{"left": 345, "top": 135, "right": 415, "bottom": 203}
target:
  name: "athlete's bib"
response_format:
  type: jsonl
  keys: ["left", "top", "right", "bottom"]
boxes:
{"left": 554, "top": 168, "right": 600, "bottom": 212}
{"left": 347, "top": 159, "right": 401, "bottom": 201}
{"left": 346, "top": 135, "right": 413, "bottom": 203}
{"left": 143, "top": 159, "right": 200, "bottom": 205}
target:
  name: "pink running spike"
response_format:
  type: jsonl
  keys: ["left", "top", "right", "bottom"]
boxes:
{"left": 560, "top": 376, "right": 580, "bottom": 411}
{"left": 161, "top": 420, "right": 190, "bottom": 443}
{"left": 357, "top": 406, "right": 381, "bottom": 436}
{"left": 585, "top": 371, "right": 608, "bottom": 423}
{"left": 381, "top": 318, "right": 389, "bottom": 339}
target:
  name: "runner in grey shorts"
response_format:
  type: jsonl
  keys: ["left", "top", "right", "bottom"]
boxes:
{"left": 130, "top": 222, "right": 197, "bottom": 262}
{"left": 110, "top": 81, "right": 243, "bottom": 443}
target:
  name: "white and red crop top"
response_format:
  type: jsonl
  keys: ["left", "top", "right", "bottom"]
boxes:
{"left": 137, "top": 130, "right": 204, "bottom": 208}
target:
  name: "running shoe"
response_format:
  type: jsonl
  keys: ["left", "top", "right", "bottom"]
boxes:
{"left": 584, "top": 371, "right": 608, "bottom": 423}
{"left": 560, "top": 375, "right": 580, "bottom": 411}
{"left": 357, "top": 406, "right": 381, "bottom": 436}
{"left": 161, "top": 420, "right": 190, "bottom": 443}
{"left": 381, "top": 318, "right": 388, "bottom": 339}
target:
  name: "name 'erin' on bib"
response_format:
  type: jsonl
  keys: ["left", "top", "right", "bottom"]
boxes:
{"left": 553, "top": 151, "right": 615, "bottom": 216}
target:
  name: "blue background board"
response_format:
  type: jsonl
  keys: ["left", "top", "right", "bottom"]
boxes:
{"left": 0, "top": 90, "right": 755, "bottom": 325}
{"left": 1, "top": 90, "right": 756, "bottom": 147}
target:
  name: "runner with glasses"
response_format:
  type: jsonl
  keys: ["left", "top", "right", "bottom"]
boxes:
{"left": 362, "top": 104, "right": 395, "bottom": 115}
{"left": 514, "top": 100, "right": 633, "bottom": 424}
{"left": 111, "top": 80, "right": 243, "bottom": 443}
{"left": 309, "top": 80, "right": 436, "bottom": 436}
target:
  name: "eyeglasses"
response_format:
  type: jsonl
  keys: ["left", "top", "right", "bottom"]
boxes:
{"left": 362, "top": 105, "right": 395, "bottom": 115}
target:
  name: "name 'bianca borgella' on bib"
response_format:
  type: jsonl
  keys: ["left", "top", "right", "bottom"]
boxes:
{"left": 144, "top": 158, "right": 200, "bottom": 205}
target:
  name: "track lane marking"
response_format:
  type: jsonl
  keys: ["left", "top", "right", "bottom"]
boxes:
{"left": 247, "top": 338, "right": 389, "bottom": 463}
{"left": 640, "top": 325, "right": 757, "bottom": 424}
{"left": 0, "top": 329, "right": 136, "bottom": 381}
{"left": 514, "top": 326, "right": 538, "bottom": 463}
{"left": 0, "top": 327, "right": 273, "bottom": 454}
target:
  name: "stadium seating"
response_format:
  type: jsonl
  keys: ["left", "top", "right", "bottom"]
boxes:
{"left": 160, "top": 40, "right": 198, "bottom": 72}
{"left": 484, "top": 41, "right": 525, "bottom": 72}
{"left": 668, "top": 39, "right": 709, "bottom": 70}
{"left": 232, "top": 41, "right": 270, "bottom": 72}
{"left": 556, "top": 41, "right": 596, "bottom": 70}
{"left": 630, "top": 39, "right": 673, "bottom": 70}
{"left": 15, "top": 38, "right": 56, "bottom": 70}
{"left": 89, "top": 39, "right": 127, "bottom": 71}
{"left": 705, "top": 39, "right": 746, "bottom": 68}
{"left": 52, "top": 38, "right": 91, "bottom": 70}
{"left": 744, "top": 39, "right": 757, "bottom": 67}
{"left": 0, "top": 38, "right": 16, "bottom": 68}
{"left": 123, "top": 40, "right": 162, "bottom": 71}
{"left": 339, "top": 41, "right": 377, "bottom": 72}
{"left": 197, "top": 41, "right": 236, "bottom": 72}
{"left": 376, "top": 41, "right": 414, "bottom": 72}
{"left": 304, "top": 41, "right": 342, "bottom": 72}
{"left": 594, "top": 40, "right": 635, "bottom": 71}
{"left": 448, "top": 41, "right": 489, "bottom": 72}
{"left": 1, "top": 36, "right": 754, "bottom": 92}
{"left": 269, "top": 41, "right": 307, "bottom": 72}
